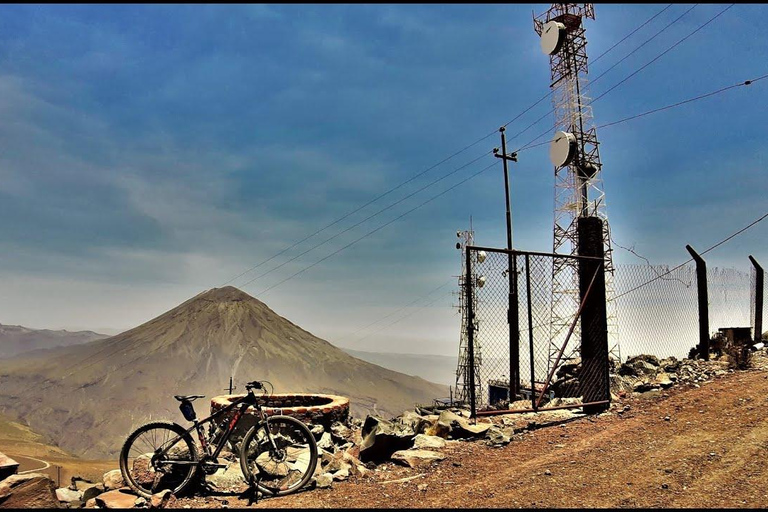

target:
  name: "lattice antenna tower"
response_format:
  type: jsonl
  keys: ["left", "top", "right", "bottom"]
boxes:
{"left": 533, "top": 3, "right": 620, "bottom": 369}
{"left": 453, "top": 226, "right": 483, "bottom": 405}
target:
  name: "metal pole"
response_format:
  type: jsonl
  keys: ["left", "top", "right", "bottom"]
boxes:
{"left": 466, "top": 245, "right": 477, "bottom": 419}
{"left": 686, "top": 244, "right": 710, "bottom": 361}
{"left": 525, "top": 254, "right": 536, "bottom": 412}
{"left": 495, "top": 128, "right": 520, "bottom": 402}
{"left": 750, "top": 255, "right": 764, "bottom": 346}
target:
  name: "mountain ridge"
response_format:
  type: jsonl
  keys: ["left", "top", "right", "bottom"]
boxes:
{"left": 0, "top": 286, "right": 447, "bottom": 458}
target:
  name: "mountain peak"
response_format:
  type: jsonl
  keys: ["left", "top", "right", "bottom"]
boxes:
{"left": 197, "top": 286, "right": 254, "bottom": 303}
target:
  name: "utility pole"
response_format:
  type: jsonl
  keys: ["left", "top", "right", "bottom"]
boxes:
{"left": 493, "top": 127, "right": 519, "bottom": 401}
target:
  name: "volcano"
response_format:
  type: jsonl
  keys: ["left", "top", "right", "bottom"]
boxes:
{"left": 0, "top": 286, "right": 448, "bottom": 458}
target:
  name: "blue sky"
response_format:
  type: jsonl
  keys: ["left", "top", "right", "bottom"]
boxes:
{"left": 0, "top": 4, "right": 765, "bottom": 356}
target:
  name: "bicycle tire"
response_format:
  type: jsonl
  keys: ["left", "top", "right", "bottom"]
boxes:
{"left": 119, "top": 421, "right": 199, "bottom": 499}
{"left": 239, "top": 415, "right": 318, "bottom": 496}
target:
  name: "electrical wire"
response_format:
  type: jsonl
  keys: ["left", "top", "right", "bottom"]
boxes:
{"left": 516, "top": 73, "right": 767, "bottom": 152}
{"left": 222, "top": 4, "right": 679, "bottom": 289}
{"left": 613, "top": 211, "right": 768, "bottom": 301}
{"left": 253, "top": 159, "right": 502, "bottom": 297}
{"left": 238, "top": 150, "right": 493, "bottom": 290}
{"left": 335, "top": 279, "right": 454, "bottom": 345}
{"left": 514, "top": 3, "right": 734, "bottom": 153}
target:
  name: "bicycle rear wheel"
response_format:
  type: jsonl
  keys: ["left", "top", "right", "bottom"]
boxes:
{"left": 239, "top": 415, "right": 318, "bottom": 496}
{"left": 119, "top": 421, "right": 199, "bottom": 499}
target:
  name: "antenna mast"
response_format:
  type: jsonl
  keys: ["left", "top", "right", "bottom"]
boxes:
{"left": 454, "top": 225, "right": 482, "bottom": 405}
{"left": 533, "top": 4, "right": 620, "bottom": 368}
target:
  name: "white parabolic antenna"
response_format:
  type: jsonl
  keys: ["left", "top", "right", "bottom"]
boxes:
{"left": 540, "top": 20, "right": 566, "bottom": 55}
{"left": 550, "top": 131, "right": 577, "bottom": 167}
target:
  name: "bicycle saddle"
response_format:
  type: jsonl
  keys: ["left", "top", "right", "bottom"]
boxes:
{"left": 174, "top": 395, "right": 205, "bottom": 402}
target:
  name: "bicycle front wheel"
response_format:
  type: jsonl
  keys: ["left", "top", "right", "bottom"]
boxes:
{"left": 239, "top": 415, "right": 318, "bottom": 496}
{"left": 119, "top": 421, "right": 199, "bottom": 499}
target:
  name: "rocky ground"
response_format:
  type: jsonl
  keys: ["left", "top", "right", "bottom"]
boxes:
{"left": 3, "top": 350, "right": 767, "bottom": 509}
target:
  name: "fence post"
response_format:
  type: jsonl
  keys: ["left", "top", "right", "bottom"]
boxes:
{"left": 686, "top": 244, "right": 709, "bottom": 361}
{"left": 509, "top": 252, "right": 520, "bottom": 402}
{"left": 525, "top": 254, "right": 536, "bottom": 412}
{"left": 750, "top": 255, "right": 764, "bottom": 346}
{"left": 577, "top": 217, "right": 610, "bottom": 414}
{"left": 466, "top": 245, "right": 477, "bottom": 419}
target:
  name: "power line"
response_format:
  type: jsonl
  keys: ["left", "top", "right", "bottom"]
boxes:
{"left": 221, "top": 132, "right": 496, "bottom": 287}
{"left": 516, "top": 73, "right": 767, "bottom": 152}
{"left": 588, "top": 4, "right": 697, "bottom": 87}
{"left": 222, "top": 5, "right": 679, "bottom": 290}
{"left": 514, "top": 3, "right": 733, "bottom": 153}
{"left": 351, "top": 289, "right": 455, "bottom": 346}
{"left": 336, "top": 279, "right": 454, "bottom": 345}
{"left": 613, "top": 211, "right": 768, "bottom": 300}
{"left": 590, "top": 4, "right": 674, "bottom": 65}
{"left": 238, "top": 150, "right": 493, "bottom": 290}
{"left": 254, "top": 159, "right": 501, "bottom": 297}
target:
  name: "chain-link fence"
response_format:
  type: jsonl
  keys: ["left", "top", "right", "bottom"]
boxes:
{"left": 461, "top": 246, "right": 608, "bottom": 414}
{"left": 615, "top": 263, "right": 762, "bottom": 361}
{"left": 459, "top": 244, "right": 766, "bottom": 414}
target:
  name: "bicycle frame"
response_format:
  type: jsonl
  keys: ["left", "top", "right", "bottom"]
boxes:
{"left": 155, "top": 391, "right": 270, "bottom": 467}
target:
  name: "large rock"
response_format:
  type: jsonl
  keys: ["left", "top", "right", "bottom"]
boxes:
{"left": 391, "top": 449, "right": 445, "bottom": 469}
{"left": 56, "top": 487, "right": 83, "bottom": 503}
{"left": 0, "top": 473, "right": 62, "bottom": 509}
{"left": 399, "top": 411, "right": 432, "bottom": 435}
{"left": 207, "top": 463, "right": 246, "bottom": 491}
{"left": 437, "top": 410, "right": 491, "bottom": 439}
{"left": 315, "top": 473, "right": 333, "bottom": 489}
{"left": 81, "top": 484, "right": 105, "bottom": 502}
{"left": 359, "top": 416, "right": 415, "bottom": 463}
{"left": 102, "top": 469, "right": 125, "bottom": 491}
{"left": 150, "top": 489, "right": 172, "bottom": 509}
{"left": 413, "top": 434, "right": 446, "bottom": 450}
{"left": 96, "top": 489, "right": 140, "bottom": 509}
{"left": 485, "top": 426, "right": 511, "bottom": 446}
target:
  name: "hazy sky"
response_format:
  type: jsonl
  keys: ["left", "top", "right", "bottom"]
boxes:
{"left": 0, "top": 4, "right": 765, "bottom": 356}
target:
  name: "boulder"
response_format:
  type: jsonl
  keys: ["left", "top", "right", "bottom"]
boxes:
{"left": 0, "top": 473, "right": 62, "bottom": 509}
{"left": 436, "top": 410, "right": 491, "bottom": 439}
{"left": 412, "top": 434, "right": 446, "bottom": 450}
{"left": 317, "top": 432, "right": 334, "bottom": 451}
{"left": 330, "top": 422, "right": 354, "bottom": 444}
{"left": 315, "top": 473, "right": 333, "bottom": 489}
{"left": 332, "top": 466, "right": 350, "bottom": 481}
{"left": 102, "top": 469, "right": 125, "bottom": 491}
{"left": 82, "top": 484, "right": 105, "bottom": 502}
{"left": 150, "top": 489, "right": 172, "bottom": 509}
{"left": 207, "top": 463, "right": 245, "bottom": 491}
{"left": 391, "top": 449, "right": 445, "bottom": 469}
{"left": 56, "top": 487, "right": 83, "bottom": 503}
{"left": 485, "top": 426, "right": 511, "bottom": 446}
{"left": 399, "top": 411, "right": 432, "bottom": 435}
{"left": 96, "top": 489, "right": 140, "bottom": 509}
{"left": 359, "top": 416, "right": 415, "bottom": 463}
{"left": 310, "top": 424, "right": 325, "bottom": 440}
{"left": 654, "top": 372, "right": 674, "bottom": 389}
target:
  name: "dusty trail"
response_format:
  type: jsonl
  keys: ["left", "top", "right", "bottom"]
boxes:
{"left": 171, "top": 365, "right": 768, "bottom": 509}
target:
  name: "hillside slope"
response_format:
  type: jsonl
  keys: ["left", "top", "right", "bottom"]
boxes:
{"left": 0, "top": 324, "right": 107, "bottom": 359}
{"left": 0, "top": 286, "right": 447, "bottom": 458}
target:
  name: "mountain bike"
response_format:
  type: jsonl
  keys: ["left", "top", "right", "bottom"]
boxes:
{"left": 119, "top": 380, "right": 318, "bottom": 499}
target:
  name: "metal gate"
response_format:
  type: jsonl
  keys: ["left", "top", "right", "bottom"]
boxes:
{"left": 460, "top": 244, "right": 610, "bottom": 418}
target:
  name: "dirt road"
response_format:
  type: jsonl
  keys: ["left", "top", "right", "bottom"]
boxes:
{"left": 172, "top": 365, "right": 768, "bottom": 508}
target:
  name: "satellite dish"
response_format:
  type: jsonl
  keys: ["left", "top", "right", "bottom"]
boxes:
{"left": 477, "top": 251, "right": 487, "bottom": 263}
{"left": 550, "top": 131, "right": 577, "bottom": 167}
{"left": 540, "top": 20, "right": 566, "bottom": 55}
{"left": 477, "top": 275, "right": 486, "bottom": 288}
